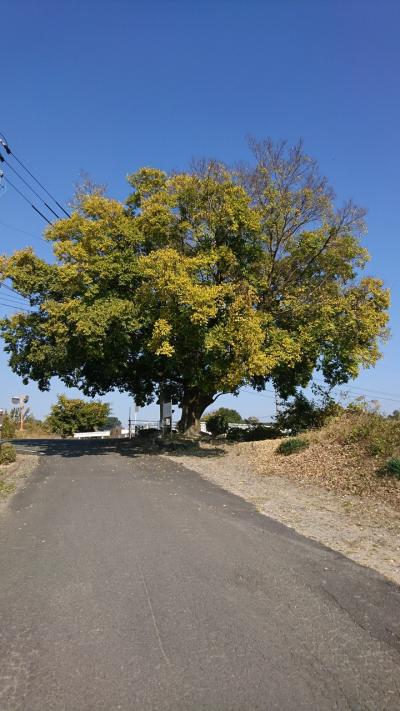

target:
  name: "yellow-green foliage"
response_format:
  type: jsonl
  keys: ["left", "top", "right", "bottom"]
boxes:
{"left": 0, "top": 141, "right": 390, "bottom": 432}
{"left": 46, "top": 396, "right": 110, "bottom": 437}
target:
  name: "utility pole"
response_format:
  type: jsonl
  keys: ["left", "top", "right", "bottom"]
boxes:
{"left": 274, "top": 388, "right": 280, "bottom": 418}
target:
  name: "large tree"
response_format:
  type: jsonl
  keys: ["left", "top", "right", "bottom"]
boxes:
{"left": 0, "top": 140, "right": 389, "bottom": 435}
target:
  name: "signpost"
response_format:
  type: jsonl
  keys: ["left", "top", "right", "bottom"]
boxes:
{"left": 160, "top": 398, "right": 173, "bottom": 436}
{"left": 11, "top": 395, "right": 29, "bottom": 431}
{"left": 128, "top": 401, "right": 140, "bottom": 438}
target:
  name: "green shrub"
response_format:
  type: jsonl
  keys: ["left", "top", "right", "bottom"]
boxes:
{"left": 276, "top": 392, "right": 341, "bottom": 435}
{"left": 204, "top": 408, "right": 242, "bottom": 424}
{"left": 206, "top": 413, "right": 229, "bottom": 436}
{"left": 227, "top": 424, "right": 282, "bottom": 442}
{"left": 342, "top": 411, "right": 400, "bottom": 458}
{"left": 226, "top": 427, "right": 245, "bottom": 442}
{"left": 137, "top": 428, "right": 160, "bottom": 440}
{"left": 0, "top": 413, "right": 16, "bottom": 438}
{"left": 377, "top": 457, "right": 400, "bottom": 481}
{"left": 0, "top": 443, "right": 17, "bottom": 464}
{"left": 246, "top": 425, "right": 282, "bottom": 441}
{"left": 277, "top": 437, "right": 309, "bottom": 455}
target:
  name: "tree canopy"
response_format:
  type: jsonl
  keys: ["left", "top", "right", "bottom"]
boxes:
{"left": 0, "top": 139, "right": 389, "bottom": 434}
{"left": 45, "top": 396, "right": 110, "bottom": 437}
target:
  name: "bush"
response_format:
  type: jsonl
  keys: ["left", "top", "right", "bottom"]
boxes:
{"left": 136, "top": 427, "right": 160, "bottom": 440}
{"left": 226, "top": 427, "right": 245, "bottom": 442}
{"left": 276, "top": 392, "right": 340, "bottom": 435}
{"left": 0, "top": 443, "right": 17, "bottom": 464}
{"left": 246, "top": 425, "right": 282, "bottom": 441}
{"left": 277, "top": 437, "right": 309, "bottom": 455}
{"left": 206, "top": 413, "right": 229, "bottom": 436}
{"left": 226, "top": 424, "right": 282, "bottom": 442}
{"left": 0, "top": 413, "right": 16, "bottom": 438}
{"left": 204, "top": 408, "right": 243, "bottom": 425}
{"left": 341, "top": 410, "right": 400, "bottom": 457}
{"left": 377, "top": 457, "right": 400, "bottom": 481}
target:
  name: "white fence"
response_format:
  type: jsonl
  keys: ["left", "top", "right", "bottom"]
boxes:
{"left": 73, "top": 430, "right": 111, "bottom": 439}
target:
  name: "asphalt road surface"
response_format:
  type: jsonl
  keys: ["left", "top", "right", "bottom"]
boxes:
{"left": 0, "top": 440, "right": 399, "bottom": 710}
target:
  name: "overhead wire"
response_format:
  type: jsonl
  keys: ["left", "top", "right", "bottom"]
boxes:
{"left": 0, "top": 152, "right": 61, "bottom": 219}
{"left": 3, "top": 175, "right": 53, "bottom": 225}
{"left": 314, "top": 379, "right": 400, "bottom": 401}
{"left": 242, "top": 383, "right": 400, "bottom": 406}
{"left": 0, "top": 219, "right": 46, "bottom": 242}
{"left": 0, "top": 300, "right": 31, "bottom": 312}
{"left": 0, "top": 282, "right": 30, "bottom": 300}
{"left": 0, "top": 294, "right": 29, "bottom": 308}
{"left": 0, "top": 132, "right": 70, "bottom": 218}
{"left": 0, "top": 297, "right": 30, "bottom": 310}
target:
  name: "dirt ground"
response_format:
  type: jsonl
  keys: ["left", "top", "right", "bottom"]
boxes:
{"left": 163, "top": 441, "right": 400, "bottom": 587}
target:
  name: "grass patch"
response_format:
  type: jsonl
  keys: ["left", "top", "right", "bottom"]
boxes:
{"left": 377, "top": 457, "right": 400, "bottom": 481}
{"left": 0, "top": 480, "right": 16, "bottom": 496}
{"left": 277, "top": 437, "right": 309, "bottom": 456}
{"left": 0, "top": 443, "right": 17, "bottom": 465}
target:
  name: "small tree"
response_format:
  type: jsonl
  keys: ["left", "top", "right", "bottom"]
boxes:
{"left": 245, "top": 416, "right": 260, "bottom": 425}
{"left": 276, "top": 391, "right": 340, "bottom": 435}
{"left": 101, "top": 416, "right": 122, "bottom": 431}
{"left": 388, "top": 410, "right": 400, "bottom": 420}
{"left": 206, "top": 413, "right": 230, "bottom": 436}
{"left": 204, "top": 407, "right": 243, "bottom": 424}
{"left": 46, "top": 396, "right": 110, "bottom": 437}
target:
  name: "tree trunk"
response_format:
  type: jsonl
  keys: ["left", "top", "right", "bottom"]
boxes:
{"left": 179, "top": 391, "right": 214, "bottom": 437}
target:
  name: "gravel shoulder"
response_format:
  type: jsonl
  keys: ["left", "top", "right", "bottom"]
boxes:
{"left": 0, "top": 454, "right": 39, "bottom": 512}
{"left": 162, "top": 441, "right": 400, "bottom": 586}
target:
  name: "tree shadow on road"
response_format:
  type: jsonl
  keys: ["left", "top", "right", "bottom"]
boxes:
{"left": 8, "top": 437, "right": 226, "bottom": 460}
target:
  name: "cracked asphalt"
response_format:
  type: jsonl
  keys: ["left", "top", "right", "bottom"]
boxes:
{"left": 0, "top": 440, "right": 399, "bottom": 710}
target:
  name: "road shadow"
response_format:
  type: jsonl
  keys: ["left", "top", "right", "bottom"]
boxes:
{"left": 7, "top": 437, "right": 226, "bottom": 460}
{"left": 156, "top": 441, "right": 226, "bottom": 459}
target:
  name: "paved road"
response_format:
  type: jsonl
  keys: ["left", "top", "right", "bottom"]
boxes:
{"left": 0, "top": 441, "right": 399, "bottom": 710}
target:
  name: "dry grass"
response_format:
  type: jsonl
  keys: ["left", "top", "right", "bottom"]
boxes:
{"left": 234, "top": 411, "right": 400, "bottom": 511}
{"left": 0, "top": 454, "right": 39, "bottom": 508}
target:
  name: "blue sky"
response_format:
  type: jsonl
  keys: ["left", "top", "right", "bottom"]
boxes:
{"left": 1, "top": 0, "right": 399, "bottom": 426}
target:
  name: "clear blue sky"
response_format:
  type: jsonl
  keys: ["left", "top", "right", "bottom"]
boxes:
{"left": 1, "top": 0, "right": 399, "bottom": 425}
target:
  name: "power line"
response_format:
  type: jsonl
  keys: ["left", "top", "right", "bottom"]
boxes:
{"left": 3, "top": 176, "right": 53, "bottom": 225}
{"left": 0, "top": 283, "right": 29, "bottom": 301}
{"left": 0, "top": 300, "right": 31, "bottom": 312}
{"left": 0, "top": 133, "right": 70, "bottom": 218}
{"left": 0, "top": 219, "right": 45, "bottom": 242}
{"left": 0, "top": 297, "right": 30, "bottom": 311}
{"left": 313, "top": 379, "right": 400, "bottom": 402}
{"left": 0, "top": 292, "right": 29, "bottom": 305}
{"left": 0, "top": 294, "right": 30, "bottom": 308}
{"left": 243, "top": 388, "right": 275, "bottom": 400}
{"left": 0, "top": 152, "right": 61, "bottom": 219}
{"left": 243, "top": 384, "right": 400, "bottom": 406}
